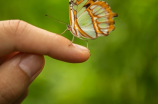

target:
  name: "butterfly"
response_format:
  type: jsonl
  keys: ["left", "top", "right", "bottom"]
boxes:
{"left": 51, "top": 0, "right": 116, "bottom": 48}
{"left": 66, "top": 0, "right": 118, "bottom": 48}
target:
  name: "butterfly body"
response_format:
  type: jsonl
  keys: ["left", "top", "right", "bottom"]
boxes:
{"left": 69, "top": 0, "right": 118, "bottom": 40}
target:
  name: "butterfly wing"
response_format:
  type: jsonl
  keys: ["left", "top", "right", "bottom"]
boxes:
{"left": 69, "top": 0, "right": 96, "bottom": 39}
{"left": 69, "top": 0, "right": 117, "bottom": 39}
{"left": 69, "top": 0, "right": 93, "bottom": 39}
{"left": 87, "top": 1, "right": 118, "bottom": 37}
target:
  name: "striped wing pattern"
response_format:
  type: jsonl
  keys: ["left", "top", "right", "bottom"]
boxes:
{"left": 69, "top": 0, "right": 118, "bottom": 39}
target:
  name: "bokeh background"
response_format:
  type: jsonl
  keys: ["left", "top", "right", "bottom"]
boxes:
{"left": 0, "top": 0, "right": 158, "bottom": 104}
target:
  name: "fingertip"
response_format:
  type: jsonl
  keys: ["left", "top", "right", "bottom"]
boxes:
{"left": 56, "top": 43, "right": 90, "bottom": 63}
{"left": 72, "top": 44, "right": 89, "bottom": 52}
{"left": 72, "top": 44, "right": 90, "bottom": 62}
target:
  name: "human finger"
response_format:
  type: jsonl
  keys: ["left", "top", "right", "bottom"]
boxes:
{"left": 0, "top": 20, "right": 90, "bottom": 63}
{"left": 0, "top": 53, "right": 44, "bottom": 104}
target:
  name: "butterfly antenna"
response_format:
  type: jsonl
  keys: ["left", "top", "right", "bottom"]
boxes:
{"left": 45, "top": 14, "right": 68, "bottom": 25}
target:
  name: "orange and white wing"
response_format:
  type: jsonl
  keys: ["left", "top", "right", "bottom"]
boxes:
{"left": 69, "top": 0, "right": 118, "bottom": 39}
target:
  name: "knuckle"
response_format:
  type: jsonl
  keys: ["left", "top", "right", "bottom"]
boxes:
{"left": 2, "top": 20, "right": 29, "bottom": 38}
{"left": 1, "top": 20, "right": 31, "bottom": 49}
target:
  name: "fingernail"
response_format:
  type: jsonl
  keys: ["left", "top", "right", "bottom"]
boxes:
{"left": 19, "top": 54, "right": 43, "bottom": 77}
{"left": 73, "top": 44, "right": 88, "bottom": 51}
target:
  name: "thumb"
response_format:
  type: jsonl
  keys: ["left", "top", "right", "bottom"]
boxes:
{"left": 0, "top": 53, "right": 44, "bottom": 104}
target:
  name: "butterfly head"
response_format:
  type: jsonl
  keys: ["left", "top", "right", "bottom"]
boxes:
{"left": 67, "top": 24, "right": 71, "bottom": 31}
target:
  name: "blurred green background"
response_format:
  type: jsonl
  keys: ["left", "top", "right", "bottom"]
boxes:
{"left": 0, "top": 0, "right": 158, "bottom": 104}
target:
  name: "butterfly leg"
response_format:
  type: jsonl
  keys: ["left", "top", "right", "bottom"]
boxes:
{"left": 79, "top": 38, "right": 90, "bottom": 54}
{"left": 68, "top": 35, "right": 75, "bottom": 47}
{"left": 72, "top": 35, "right": 75, "bottom": 43}
{"left": 70, "top": 33, "right": 89, "bottom": 49}
{"left": 60, "top": 28, "right": 68, "bottom": 35}
{"left": 72, "top": 34, "right": 88, "bottom": 48}
{"left": 79, "top": 38, "right": 89, "bottom": 49}
{"left": 70, "top": 36, "right": 89, "bottom": 50}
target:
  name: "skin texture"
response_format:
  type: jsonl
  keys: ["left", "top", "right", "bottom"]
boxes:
{"left": 0, "top": 20, "right": 90, "bottom": 104}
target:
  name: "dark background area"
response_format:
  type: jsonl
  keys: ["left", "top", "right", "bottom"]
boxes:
{"left": 0, "top": 0, "right": 158, "bottom": 104}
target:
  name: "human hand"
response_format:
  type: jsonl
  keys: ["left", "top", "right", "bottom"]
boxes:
{"left": 0, "top": 20, "right": 90, "bottom": 104}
